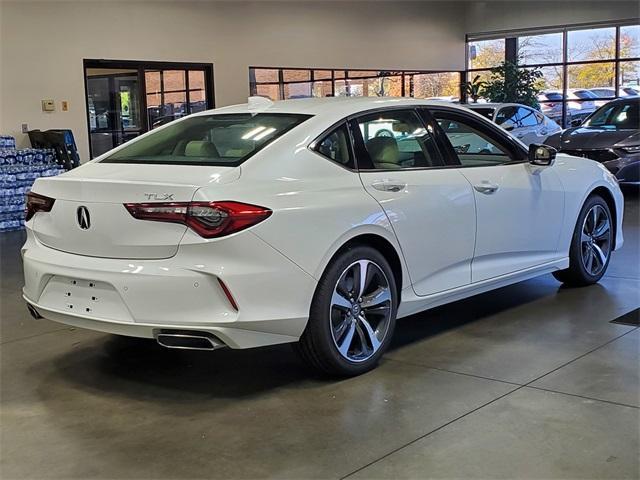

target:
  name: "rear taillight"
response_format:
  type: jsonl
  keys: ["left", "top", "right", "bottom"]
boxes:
{"left": 25, "top": 192, "right": 55, "bottom": 221}
{"left": 123, "top": 201, "right": 272, "bottom": 238}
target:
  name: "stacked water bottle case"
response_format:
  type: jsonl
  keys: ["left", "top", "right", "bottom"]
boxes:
{"left": 0, "top": 135, "right": 66, "bottom": 232}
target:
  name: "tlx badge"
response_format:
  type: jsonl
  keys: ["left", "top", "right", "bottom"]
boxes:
{"left": 143, "top": 193, "right": 175, "bottom": 201}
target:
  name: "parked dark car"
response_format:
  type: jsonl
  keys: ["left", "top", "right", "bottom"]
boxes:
{"left": 545, "top": 97, "right": 640, "bottom": 185}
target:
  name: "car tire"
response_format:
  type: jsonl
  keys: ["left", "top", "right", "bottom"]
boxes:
{"left": 553, "top": 194, "right": 613, "bottom": 286}
{"left": 295, "top": 245, "right": 398, "bottom": 376}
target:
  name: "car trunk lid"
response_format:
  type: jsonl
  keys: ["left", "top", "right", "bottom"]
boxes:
{"left": 31, "top": 163, "right": 240, "bottom": 259}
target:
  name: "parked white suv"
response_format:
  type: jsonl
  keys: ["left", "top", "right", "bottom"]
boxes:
{"left": 466, "top": 103, "right": 561, "bottom": 145}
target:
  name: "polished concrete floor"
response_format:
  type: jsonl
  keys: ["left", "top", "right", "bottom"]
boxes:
{"left": 1, "top": 191, "right": 639, "bottom": 479}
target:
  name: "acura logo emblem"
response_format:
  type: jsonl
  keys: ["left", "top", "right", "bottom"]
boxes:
{"left": 77, "top": 206, "right": 91, "bottom": 230}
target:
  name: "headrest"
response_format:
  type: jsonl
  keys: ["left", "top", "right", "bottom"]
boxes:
{"left": 366, "top": 136, "right": 400, "bottom": 164}
{"left": 184, "top": 141, "right": 219, "bottom": 158}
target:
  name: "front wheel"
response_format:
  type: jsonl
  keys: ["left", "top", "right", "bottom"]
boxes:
{"left": 295, "top": 246, "right": 397, "bottom": 376}
{"left": 553, "top": 194, "right": 613, "bottom": 286}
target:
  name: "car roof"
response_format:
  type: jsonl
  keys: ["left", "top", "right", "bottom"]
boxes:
{"left": 466, "top": 103, "right": 530, "bottom": 109}
{"left": 192, "top": 96, "right": 475, "bottom": 122}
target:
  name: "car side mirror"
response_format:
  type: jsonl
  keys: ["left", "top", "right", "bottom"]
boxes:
{"left": 570, "top": 118, "right": 583, "bottom": 127}
{"left": 528, "top": 144, "right": 557, "bottom": 166}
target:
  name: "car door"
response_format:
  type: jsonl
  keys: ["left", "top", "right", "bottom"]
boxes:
{"left": 430, "top": 107, "right": 565, "bottom": 283}
{"left": 350, "top": 108, "right": 476, "bottom": 296}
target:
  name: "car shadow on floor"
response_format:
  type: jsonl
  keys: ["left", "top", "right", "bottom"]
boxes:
{"left": 389, "top": 275, "right": 564, "bottom": 351}
{"left": 38, "top": 275, "right": 566, "bottom": 405}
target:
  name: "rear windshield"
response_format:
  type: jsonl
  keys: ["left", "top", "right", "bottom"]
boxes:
{"left": 102, "top": 113, "right": 311, "bottom": 166}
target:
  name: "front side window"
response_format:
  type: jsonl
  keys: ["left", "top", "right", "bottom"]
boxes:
{"left": 433, "top": 111, "right": 518, "bottom": 166}
{"left": 314, "top": 124, "right": 354, "bottom": 168}
{"left": 102, "top": 113, "right": 310, "bottom": 166}
{"left": 354, "top": 110, "right": 443, "bottom": 170}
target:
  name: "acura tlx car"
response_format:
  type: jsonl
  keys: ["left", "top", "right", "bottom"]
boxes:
{"left": 23, "top": 97, "right": 624, "bottom": 376}
{"left": 545, "top": 96, "right": 640, "bottom": 185}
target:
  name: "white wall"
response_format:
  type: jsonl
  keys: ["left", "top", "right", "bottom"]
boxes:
{"left": 1, "top": 0, "right": 638, "bottom": 162}
{"left": 0, "top": 0, "right": 465, "bottom": 161}
{"left": 466, "top": 0, "right": 639, "bottom": 35}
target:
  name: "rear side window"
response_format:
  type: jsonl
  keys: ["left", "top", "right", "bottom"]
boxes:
{"left": 102, "top": 113, "right": 311, "bottom": 166}
{"left": 313, "top": 124, "right": 355, "bottom": 169}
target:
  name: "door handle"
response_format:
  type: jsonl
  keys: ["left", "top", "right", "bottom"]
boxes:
{"left": 473, "top": 182, "right": 499, "bottom": 194}
{"left": 371, "top": 180, "right": 406, "bottom": 193}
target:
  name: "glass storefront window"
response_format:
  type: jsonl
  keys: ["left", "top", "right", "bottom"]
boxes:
{"left": 254, "top": 69, "right": 279, "bottom": 83}
{"left": 534, "top": 66, "right": 564, "bottom": 91}
{"left": 255, "top": 84, "right": 281, "bottom": 100}
{"left": 620, "top": 25, "right": 640, "bottom": 58}
{"left": 468, "top": 39, "right": 505, "bottom": 70}
{"left": 620, "top": 61, "right": 640, "bottom": 94}
{"left": 313, "top": 70, "right": 332, "bottom": 80}
{"left": 518, "top": 33, "right": 563, "bottom": 65}
{"left": 312, "top": 80, "right": 333, "bottom": 97}
{"left": 568, "top": 62, "right": 616, "bottom": 89}
{"left": 284, "top": 82, "right": 312, "bottom": 99}
{"left": 188, "top": 71, "right": 206, "bottom": 113}
{"left": 467, "top": 23, "right": 639, "bottom": 127}
{"left": 406, "top": 72, "right": 461, "bottom": 100}
{"left": 250, "top": 68, "right": 462, "bottom": 101}
{"left": 283, "top": 70, "right": 311, "bottom": 82}
{"left": 567, "top": 27, "right": 616, "bottom": 62}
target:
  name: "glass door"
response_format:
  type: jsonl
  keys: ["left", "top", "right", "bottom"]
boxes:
{"left": 84, "top": 60, "right": 214, "bottom": 159}
{"left": 86, "top": 68, "right": 142, "bottom": 158}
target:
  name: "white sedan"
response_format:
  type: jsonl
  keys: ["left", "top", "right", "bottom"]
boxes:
{"left": 23, "top": 97, "right": 624, "bottom": 376}
{"left": 466, "top": 103, "right": 561, "bottom": 145}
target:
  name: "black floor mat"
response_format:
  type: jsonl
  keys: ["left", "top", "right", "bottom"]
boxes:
{"left": 610, "top": 308, "right": 640, "bottom": 326}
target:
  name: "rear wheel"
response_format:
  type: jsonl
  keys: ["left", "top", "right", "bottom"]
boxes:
{"left": 296, "top": 246, "right": 397, "bottom": 376}
{"left": 553, "top": 195, "right": 613, "bottom": 286}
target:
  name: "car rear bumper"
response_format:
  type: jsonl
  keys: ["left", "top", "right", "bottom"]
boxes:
{"left": 22, "top": 228, "right": 317, "bottom": 348}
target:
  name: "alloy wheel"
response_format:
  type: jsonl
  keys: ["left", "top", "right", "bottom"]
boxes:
{"left": 580, "top": 204, "right": 612, "bottom": 276}
{"left": 329, "top": 260, "right": 393, "bottom": 362}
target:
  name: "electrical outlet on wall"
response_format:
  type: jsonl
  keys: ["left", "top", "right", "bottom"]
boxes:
{"left": 21, "top": 123, "right": 29, "bottom": 134}
{"left": 41, "top": 99, "right": 55, "bottom": 112}
{"left": 61, "top": 101, "right": 69, "bottom": 111}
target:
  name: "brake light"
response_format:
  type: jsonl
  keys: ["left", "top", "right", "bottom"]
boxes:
{"left": 123, "top": 201, "right": 272, "bottom": 238}
{"left": 25, "top": 192, "right": 55, "bottom": 221}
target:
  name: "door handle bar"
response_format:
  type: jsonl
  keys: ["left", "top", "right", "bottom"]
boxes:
{"left": 473, "top": 182, "right": 499, "bottom": 194}
{"left": 372, "top": 181, "right": 407, "bottom": 193}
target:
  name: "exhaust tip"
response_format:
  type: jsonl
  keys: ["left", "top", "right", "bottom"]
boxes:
{"left": 27, "top": 304, "right": 43, "bottom": 319}
{"left": 155, "top": 330, "right": 226, "bottom": 351}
